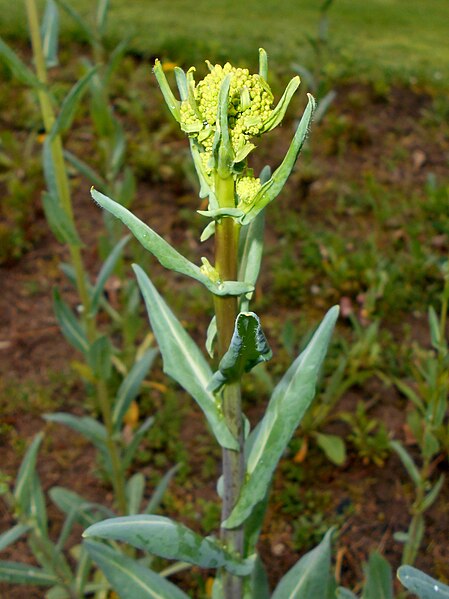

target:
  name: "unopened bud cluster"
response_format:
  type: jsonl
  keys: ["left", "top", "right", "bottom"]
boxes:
{"left": 180, "top": 62, "right": 274, "bottom": 173}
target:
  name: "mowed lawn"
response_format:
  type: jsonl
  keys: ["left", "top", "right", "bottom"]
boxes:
{"left": 0, "top": 0, "right": 447, "bottom": 83}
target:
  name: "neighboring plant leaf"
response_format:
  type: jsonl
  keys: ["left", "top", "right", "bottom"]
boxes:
{"left": 44, "top": 413, "right": 106, "bottom": 452}
{"left": 208, "top": 312, "right": 272, "bottom": 393}
{"left": 54, "top": 0, "right": 95, "bottom": 42}
{"left": 14, "top": 432, "right": 44, "bottom": 514}
{"left": 96, "top": 0, "right": 109, "bottom": 35}
{"left": 122, "top": 416, "right": 154, "bottom": 470}
{"left": 224, "top": 306, "right": 339, "bottom": 528}
{"left": 421, "top": 474, "right": 445, "bottom": 512}
{"left": 133, "top": 265, "right": 238, "bottom": 450}
{"left": 239, "top": 94, "right": 316, "bottom": 225}
{"left": 87, "top": 335, "right": 112, "bottom": 380}
{"left": 336, "top": 589, "right": 359, "bottom": 599}
{"left": 362, "top": 552, "right": 393, "bottom": 599}
{"left": 92, "top": 189, "right": 252, "bottom": 297}
{"left": 83, "top": 515, "right": 254, "bottom": 575}
{"left": 49, "top": 68, "right": 98, "bottom": 139}
{"left": 126, "top": 473, "right": 145, "bottom": 516}
{"left": 90, "top": 235, "right": 130, "bottom": 316}
{"left": 0, "top": 524, "right": 31, "bottom": 552}
{"left": 390, "top": 441, "right": 422, "bottom": 487}
{"left": 52, "top": 288, "right": 88, "bottom": 354}
{"left": 0, "top": 37, "right": 41, "bottom": 88}
{"left": 0, "top": 562, "right": 57, "bottom": 586}
{"left": 315, "top": 432, "right": 346, "bottom": 466}
{"left": 41, "top": 0, "right": 59, "bottom": 68}
{"left": 144, "top": 464, "right": 180, "bottom": 514}
{"left": 397, "top": 565, "right": 449, "bottom": 599}
{"left": 113, "top": 347, "right": 158, "bottom": 431}
{"left": 42, "top": 190, "right": 82, "bottom": 247}
{"left": 63, "top": 150, "right": 106, "bottom": 189}
{"left": 50, "top": 486, "right": 114, "bottom": 531}
{"left": 271, "top": 529, "right": 333, "bottom": 598}
{"left": 84, "top": 540, "right": 190, "bottom": 599}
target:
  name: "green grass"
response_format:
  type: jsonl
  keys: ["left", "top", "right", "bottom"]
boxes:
{"left": 1, "top": 0, "right": 447, "bottom": 85}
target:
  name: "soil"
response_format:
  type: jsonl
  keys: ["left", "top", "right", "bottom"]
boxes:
{"left": 1, "top": 66, "right": 449, "bottom": 598}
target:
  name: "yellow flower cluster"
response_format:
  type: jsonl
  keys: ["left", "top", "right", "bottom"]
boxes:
{"left": 236, "top": 176, "right": 261, "bottom": 207}
{"left": 179, "top": 62, "right": 274, "bottom": 172}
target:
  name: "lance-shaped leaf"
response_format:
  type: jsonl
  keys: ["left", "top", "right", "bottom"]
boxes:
{"left": 49, "top": 67, "right": 97, "bottom": 139}
{"left": 90, "top": 235, "right": 131, "bottom": 316}
{"left": 0, "top": 524, "right": 31, "bottom": 552}
{"left": 259, "top": 47, "right": 268, "bottom": 80}
{"left": 238, "top": 210, "right": 265, "bottom": 311}
{"left": 261, "top": 76, "right": 300, "bottom": 134}
{"left": 153, "top": 60, "right": 181, "bottom": 123}
{"left": 0, "top": 37, "right": 41, "bottom": 88}
{"left": 362, "top": 552, "right": 393, "bottom": 599}
{"left": 92, "top": 189, "right": 252, "bottom": 297}
{"left": 239, "top": 93, "right": 316, "bottom": 226}
{"left": 54, "top": 0, "right": 95, "bottom": 42}
{"left": 209, "top": 312, "right": 272, "bottom": 393}
{"left": 14, "top": 432, "right": 44, "bottom": 513}
{"left": 224, "top": 306, "right": 339, "bottom": 528}
{"left": 41, "top": 0, "right": 59, "bottom": 68}
{"left": 84, "top": 540, "right": 190, "bottom": 599}
{"left": 0, "top": 562, "right": 57, "bottom": 586}
{"left": 133, "top": 265, "right": 237, "bottom": 450}
{"left": 53, "top": 288, "right": 88, "bottom": 353}
{"left": 271, "top": 529, "right": 333, "bottom": 598}
{"left": 397, "top": 566, "right": 449, "bottom": 599}
{"left": 112, "top": 347, "right": 158, "bottom": 432}
{"left": 83, "top": 515, "right": 253, "bottom": 576}
{"left": 122, "top": 416, "right": 154, "bottom": 469}
{"left": 44, "top": 413, "right": 107, "bottom": 452}
{"left": 42, "top": 191, "right": 82, "bottom": 247}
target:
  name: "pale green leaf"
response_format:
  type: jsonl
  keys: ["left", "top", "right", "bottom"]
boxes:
{"left": 87, "top": 335, "right": 112, "bottom": 380}
{"left": 362, "top": 552, "right": 393, "bottom": 599}
{"left": 224, "top": 306, "right": 338, "bottom": 528}
{"left": 113, "top": 347, "right": 158, "bottom": 431}
{"left": 84, "top": 540, "right": 189, "bottom": 599}
{"left": 133, "top": 265, "right": 238, "bottom": 450}
{"left": 238, "top": 210, "right": 265, "bottom": 311}
{"left": 398, "top": 566, "right": 449, "bottom": 599}
{"left": 83, "top": 515, "right": 253, "bottom": 575}
{"left": 126, "top": 473, "right": 145, "bottom": 516}
{"left": 41, "top": 0, "right": 59, "bottom": 68}
{"left": 315, "top": 432, "right": 346, "bottom": 466}
{"left": 240, "top": 94, "right": 315, "bottom": 225}
{"left": 91, "top": 235, "right": 131, "bottom": 316}
{"left": 42, "top": 191, "right": 82, "bottom": 246}
{"left": 0, "top": 561, "right": 57, "bottom": 586}
{"left": 0, "top": 524, "right": 30, "bottom": 552}
{"left": 271, "top": 529, "right": 333, "bottom": 598}
{"left": 145, "top": 464, "right": 180, "bottom": 514}
{"left": 0, "top": 37, "right": 41, "bottom": 88}
{"left": 153, "top": 60, "right": 181, "bottom": 122}
{"left": 53, "top": 288, "right": 88, "bottom": 353}
{"left": 390, "top": 440, "right": 421, "bottom": 487}
{"left": 261, "top": 76, "right": 300, "bottom": 133}
{"left": 44, "top": 413, "right": 106, "bottom": 452}
{"left": 14, "top": 432, "right": 44, "bottom": 513}
{"left": 92, "top": 189, "right": 252, "bottom": 297}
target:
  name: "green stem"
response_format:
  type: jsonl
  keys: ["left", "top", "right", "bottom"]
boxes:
{"left": 213, "top": 173, "right": 245, "bottom": 599}
{"left": 26, "top": 0, "right": 127, "bottom": 515}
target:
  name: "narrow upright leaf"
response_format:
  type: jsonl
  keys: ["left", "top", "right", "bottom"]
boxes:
{"left": 91, "top": 235, "right": 131, "bottom": 316}
{"left": 271, "top": 529, "right": 333, "bottom": 598}
{"left": 53, "top": 289, "right": 88, "bottom": 354}
{"left": 41, "top": 0, "right": 59, "bottom": 68}
{"left": 239, "top": 94, "right": 316, "bottom": 225}
{"left": 83, "top": 515, "right": 253, "bottom": 575}
{"left": 49, "top": 68, "right": 97, "bottom": 139}
{"left": 238, "top": 210, "right": 265, "bottom": 311}
{"left": 84, "top": 540, "right": 190, "bottom": 599}
{"left": 113, "top": 347, "right": 158, "bottom": 431}
{"left": 224, "top": 306, "right": 339, "bottom": 528}
{"left": 87, "top": 335, "right": 112, "bottom": 380}
{"left": 42, "top": 192, "right": 82, "bottom": 246}
{"left": 363, "top": 552, "right": 393, "bottom": 599}
{"left": 0, "top": 37, "right": 41, "bottom": 88}
{"left": 14, "top": 432, "right": 44, "bottom": 513}
{"left": 209, "top": 312, "right": 272, "bottom": 392}
{"left": 398, "top": 566, "right": 449, "bottom": 599}
{"left": 92, "top": 189, "right": 252, "bottom": 297}
{"left": 133, "top": 265, "right": 238, "bottom": 450}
